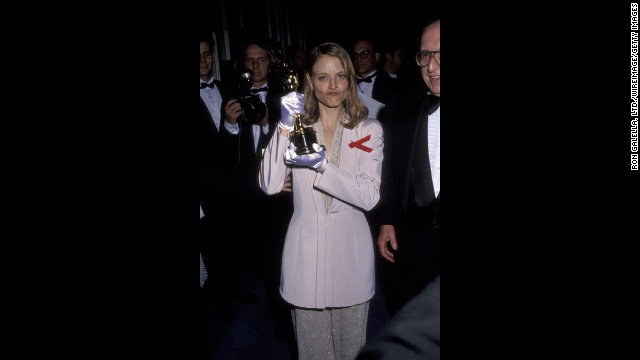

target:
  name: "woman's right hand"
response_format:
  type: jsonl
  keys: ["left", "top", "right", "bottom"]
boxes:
{"left": 279, "top": 92, "right": 305, "bottom": 131}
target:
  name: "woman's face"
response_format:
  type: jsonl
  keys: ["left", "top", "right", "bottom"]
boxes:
{"left": 308, "top": 55, "right": 349, "bottom": 109}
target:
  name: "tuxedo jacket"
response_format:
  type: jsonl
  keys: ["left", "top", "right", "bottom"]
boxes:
{"left": 199, "top": 80, "right": 239, "bottom": 218}
{"left": 227, "top": 83, "right": 285, "bottom": 204}
{"left": 378, "top": 88, "right": 438, "bottom": 225}
{"left": 259, "top": 118, "right": 384, "bottom": 309}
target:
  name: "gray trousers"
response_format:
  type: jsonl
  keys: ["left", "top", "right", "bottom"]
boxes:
{"left": 291, "top": 301, "right": 369, "bottom": 360}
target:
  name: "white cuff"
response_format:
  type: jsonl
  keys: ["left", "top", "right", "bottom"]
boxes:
{"left": 278, "top": 122, "right": 294, "bottom": 132}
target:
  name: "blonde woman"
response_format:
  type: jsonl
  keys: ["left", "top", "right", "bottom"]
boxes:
{"left": 260, "top": 42, "right": 383, "bottom": 360}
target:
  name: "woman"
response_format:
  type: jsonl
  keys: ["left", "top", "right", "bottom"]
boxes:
{"left": 259, "top": 42, "right": 384, "bottom": 360}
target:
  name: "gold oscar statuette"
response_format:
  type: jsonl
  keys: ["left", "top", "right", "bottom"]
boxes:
{"left": 290, "top": 114, "right": 318, "bottom": 155}
{"left": 282, "top": 63, "right": 318, "bottom": 155}
{"left": 281, "top": 63, "right": 299, "bottom": 93}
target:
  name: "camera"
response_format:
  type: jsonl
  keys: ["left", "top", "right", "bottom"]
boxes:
{"left": 236, "top": 69, "right": 267, "bottom": 124}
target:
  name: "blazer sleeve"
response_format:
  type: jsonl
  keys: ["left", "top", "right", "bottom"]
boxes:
{"left": 259, "top": 130, "right": 292, "bottom": 195}
{"left": 314, "top": 119, "right": 384, "bottom": 211}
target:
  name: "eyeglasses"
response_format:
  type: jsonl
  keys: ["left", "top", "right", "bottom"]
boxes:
{"left": 351, "top": 50, "right": 373, "bottom": 61}
{"left": 415, "top": 50, "right": 440, "bottom": 67}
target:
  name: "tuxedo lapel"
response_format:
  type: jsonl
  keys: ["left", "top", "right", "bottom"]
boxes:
{"left": 395, "top": 95, "right": 426, "bottom": 211}
{"left": 200, "top": 97, "right": 219, "bottom": 135}
{"left": 412, "top": 99, "right": 436, "bottom": 206}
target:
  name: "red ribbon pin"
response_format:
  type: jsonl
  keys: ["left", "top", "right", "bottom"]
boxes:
{"left": 349, "top": 134, "right": 373, "bottom": 153}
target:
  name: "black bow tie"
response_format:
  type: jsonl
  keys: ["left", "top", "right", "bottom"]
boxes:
{"left": 251, "top": 87, "right": 268, "bottom": 94}
{"left": 200, "top": 82, "right": 215, "bottom": 89}
{"left": 427, "top": 94, "right": 440, "bottom": 115}
{"left": 357, "top": 74, "right": 375, "bottom": 84}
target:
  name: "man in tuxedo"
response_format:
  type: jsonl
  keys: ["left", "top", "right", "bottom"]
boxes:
{"left": 199, "top": 31, "right": 245, "bottom": 321}
{"left": 351, "top": 37, "right": 398, "bottom": 120}
{"left": 222, "top": 38, "right": 295, "bottom": 344}
{"left": 200, "top": 31, "right": 236, "bottom": 224}
{"left": 376, "top": 19, "right": 441, "bottom": 316}
{"left": 223, "top": 39, "right": 286, "bottom": 217}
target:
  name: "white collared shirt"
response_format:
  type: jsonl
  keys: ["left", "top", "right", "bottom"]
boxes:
{"left": 428, "top": 106, "right": 440, "bottom": 197}
{"left": 356, "top": 70, "right": 377, "bottom": 98}
{"left": 199, "top": 79, "right": 223, "bottom": 130}
{"left": 249, "top": 85, "right": 270, "bottom": 154}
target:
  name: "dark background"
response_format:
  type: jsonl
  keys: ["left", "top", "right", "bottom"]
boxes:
{"left": 200, "top": 0, "right": 440, "bottom": 82}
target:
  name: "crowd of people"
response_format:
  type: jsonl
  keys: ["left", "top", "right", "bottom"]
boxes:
{"left": 200, "top": 19, "right": 441, "bottom": 360}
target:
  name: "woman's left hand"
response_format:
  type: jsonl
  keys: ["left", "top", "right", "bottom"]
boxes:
{"left": 284, "top": 143, "right": 327, "bottom": 172}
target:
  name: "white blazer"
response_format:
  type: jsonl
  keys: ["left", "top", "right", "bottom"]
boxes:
{"left": 259, "top": 118, "right": 384, "bottom": 309}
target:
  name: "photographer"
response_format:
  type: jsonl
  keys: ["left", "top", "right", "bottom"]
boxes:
{"left": 223, "top": 38, "right": 282, "bottom": 128}
{"left": 221, "top": 38, "right": 296, "bottom": 345}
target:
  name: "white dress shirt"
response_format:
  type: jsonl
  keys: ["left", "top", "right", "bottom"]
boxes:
{"left": 250, "top": 85, "right": 270, "bottom": 153}
{"left": 199, "top": 79, "right": 223, "bottom": 130}
{"left": 357, "top": 71, "right": 385, "bottom": 119}
{"left": 356, "top": 70, "right": 377, "bottom": 98}
{"left": 199, "top": 204, "right": 207, "bottom": 287}
{"left": 428, "top": 106, "right": 440, "bottom": 197}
